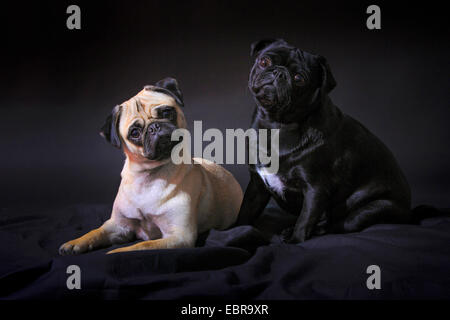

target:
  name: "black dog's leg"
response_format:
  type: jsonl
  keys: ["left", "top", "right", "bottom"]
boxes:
{"left": 235, "top": 171, "right": 271, "bottom": 226}
{"left": 288, "top": 186, "right": 328, "bottom": 243}
{"left": 330, "top": 199, "right": 410, "bottom": 233}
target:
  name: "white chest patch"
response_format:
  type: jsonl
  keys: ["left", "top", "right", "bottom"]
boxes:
{"left": 256, "top": 167, "right": 285, "bottom": 197}
{"left": 120, "top": 176, "right": 176, "bottom": 219}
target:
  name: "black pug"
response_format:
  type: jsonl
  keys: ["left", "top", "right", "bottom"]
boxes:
{"left": 236, "top": 39, "right": 411, "bottom": 243}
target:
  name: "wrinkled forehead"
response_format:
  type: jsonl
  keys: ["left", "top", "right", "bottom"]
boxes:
{"left": 121, "top": 89, "right": 177, "bottom": 119}
{"left": 261, "top": 44, "right": 298, "bottom": 60}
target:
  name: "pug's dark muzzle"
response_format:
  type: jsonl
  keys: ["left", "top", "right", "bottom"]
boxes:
{"left": 250, "top": 66, "right": 292, "bottom": 108}
{"left": 143, "top": 122, "right": 178, "bottom": 160}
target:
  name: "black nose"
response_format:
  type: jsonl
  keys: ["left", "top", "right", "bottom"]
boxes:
{"left": 148, "top": 122, "right": 161, "bottom": 135}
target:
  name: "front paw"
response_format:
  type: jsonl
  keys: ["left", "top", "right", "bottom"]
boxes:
{"left": 280, "top": 227, "right": 306, "bottom": 244}
{"left": 59, "top": 240, "right": 91, "bottom": 255}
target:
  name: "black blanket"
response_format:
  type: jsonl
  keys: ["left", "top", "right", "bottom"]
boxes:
{"left": 1, "top": 203, "right": 449, "bottom": 299}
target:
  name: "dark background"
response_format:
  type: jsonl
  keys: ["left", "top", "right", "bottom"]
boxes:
{"left": 1, "top": 0, "right": 448, "bottom": 208}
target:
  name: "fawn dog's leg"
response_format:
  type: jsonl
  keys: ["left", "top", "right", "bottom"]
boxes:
{"left": 59, "top": 219, "right": 134, "bottom": 255}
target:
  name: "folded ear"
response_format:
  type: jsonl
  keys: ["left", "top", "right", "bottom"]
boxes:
{"left": 100, "top": 105, "right": 122, "bottom": 148}
{"left": 250, "top": 38, "right": 287, "bottom": 58}
{"left": 155, "top": 77, "right": 184, "bottom": 107}
{"left": 317, "top": 55, "right": 336, "bottom": 94}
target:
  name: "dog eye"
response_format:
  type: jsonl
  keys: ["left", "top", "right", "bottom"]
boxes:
{"left": 294, "top": 74, "right": 305, "bottom": 85}
{"left": 161, "top": 110, "right": 172, "bottom": 119}
{"left": 130, "top": 128, "right": 141, "bottom": 139}
{"left": 259, "top": 57, "right": 272, "bottom": 68}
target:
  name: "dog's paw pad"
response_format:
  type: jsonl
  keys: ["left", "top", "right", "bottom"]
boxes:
{"left": 59, "top": 243, "right": 74, "bottom": 255}
{"left": 59, "top": 242, "right": 88, "bottom": 255}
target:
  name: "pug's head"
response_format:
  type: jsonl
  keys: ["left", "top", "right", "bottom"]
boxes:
{"left": 249, "top": 39, "right": 336, "bottom": 122}
{"left": 100, "top": 77, "right": 186, "bottom": 164}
